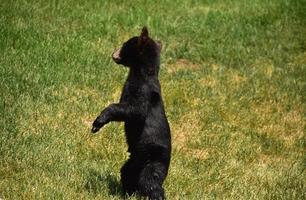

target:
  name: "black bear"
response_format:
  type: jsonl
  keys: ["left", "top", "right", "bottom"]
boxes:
{"left": 91, "top": 27, "right": 171, "bottom": 200}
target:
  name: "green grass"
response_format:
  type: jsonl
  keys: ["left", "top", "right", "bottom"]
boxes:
{"left": 1, "top": 0, "right": 305, "bottom": 199}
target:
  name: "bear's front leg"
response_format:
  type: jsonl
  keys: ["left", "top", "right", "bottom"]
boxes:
{"left": 91, "top": 103, "right": 129, "bottom": 133}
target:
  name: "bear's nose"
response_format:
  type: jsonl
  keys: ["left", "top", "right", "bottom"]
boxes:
{"left": 112, "top": 48, "right": 121, "bottom": 63}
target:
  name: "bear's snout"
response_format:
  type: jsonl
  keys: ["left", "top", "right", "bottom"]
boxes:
{"left": 112, "top": 48, "right": 121, "bottom": 63}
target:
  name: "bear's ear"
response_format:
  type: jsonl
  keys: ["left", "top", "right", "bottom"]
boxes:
{"left": 138, "top": 26, "right": 149, "bottom": 47}
{"left": 140, "top": 26, "right": 149, "bottom": 39}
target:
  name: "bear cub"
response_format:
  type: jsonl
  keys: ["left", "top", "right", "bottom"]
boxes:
{"left": 91, "top": 27, "right": 171, "bottom": 200}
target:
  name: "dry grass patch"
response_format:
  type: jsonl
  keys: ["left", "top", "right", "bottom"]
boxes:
{"left": 110, "top": 87, "right": 122, "bottom": 102}
{"left": 171, "top": 112, "right": 201, "bottom": 147}
{"left": 166, "top": 59, "right": 201, "bottom": 74}
{"left": 199, "top": 64, "right": 247, "bottom": 90}
{"left": 255, "top": 154, "right": 291, "bottom": 167}
{"left": 199, "top": 75, "right": 218, "bottom": 88}
{"left": 18, "top": 85, "right": 101, "bottom": 137}
{"left": 228, "top": 69, "right": 248, "bottom": 85}
{"left": 188, "top": 5, "right": 211, "bottom": 15}
{"left": 181, "top": 148, "right": 209, "bottom": 160}
{"left": 251, "top": 100, "right": 304, "bottom": 146}
{"left": 171, "top": 111, "right": 208, "bottom": 160}
{"left": 52, "top": 85, "right": 100, "bottom": 101}
{"left": 241, "top": 153, "right": 302, "bottom": 188}
{"left": 292, "top": 51, "right": 306, "bottom": 64}
{"left": 252, "top": 59, "right": 275, "bottom": 78}
{"left": 17, "top": 103, "right": 60, "bottom": 136}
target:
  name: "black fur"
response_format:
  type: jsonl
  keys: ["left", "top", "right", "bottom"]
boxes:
{"left": 92, "top": 27, "right": 171, "bottom": 200}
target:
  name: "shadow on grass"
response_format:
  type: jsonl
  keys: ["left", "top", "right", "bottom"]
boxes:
{"left": 85, "top": 170, "right": 123, "bottom": 198}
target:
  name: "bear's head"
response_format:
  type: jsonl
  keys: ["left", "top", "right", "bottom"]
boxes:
{"left": 112, "top": 27, "right": 162, "bottom": 75}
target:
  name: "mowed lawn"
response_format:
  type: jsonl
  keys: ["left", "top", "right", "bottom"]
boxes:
{"left": 1, "top": 0, "right": 305, "bottom": 199}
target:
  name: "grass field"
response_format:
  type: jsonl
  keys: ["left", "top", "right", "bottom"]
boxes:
{"left": 1, "top": 0, "right": 305, "bottom": 199}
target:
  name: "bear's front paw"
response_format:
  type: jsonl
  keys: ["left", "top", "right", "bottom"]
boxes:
{"left": 91, "top": 120, "right": 103, "bottom": 134}
{"left": 91, "top": 126, "right": 100, "bottom": 133}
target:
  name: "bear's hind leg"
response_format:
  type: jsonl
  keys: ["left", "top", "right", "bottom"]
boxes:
{"left": 120, "top": 158, "right": 140, "bottom": 196}
{"left": 138, "top": 161, "right": 167, "bottom": 200}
